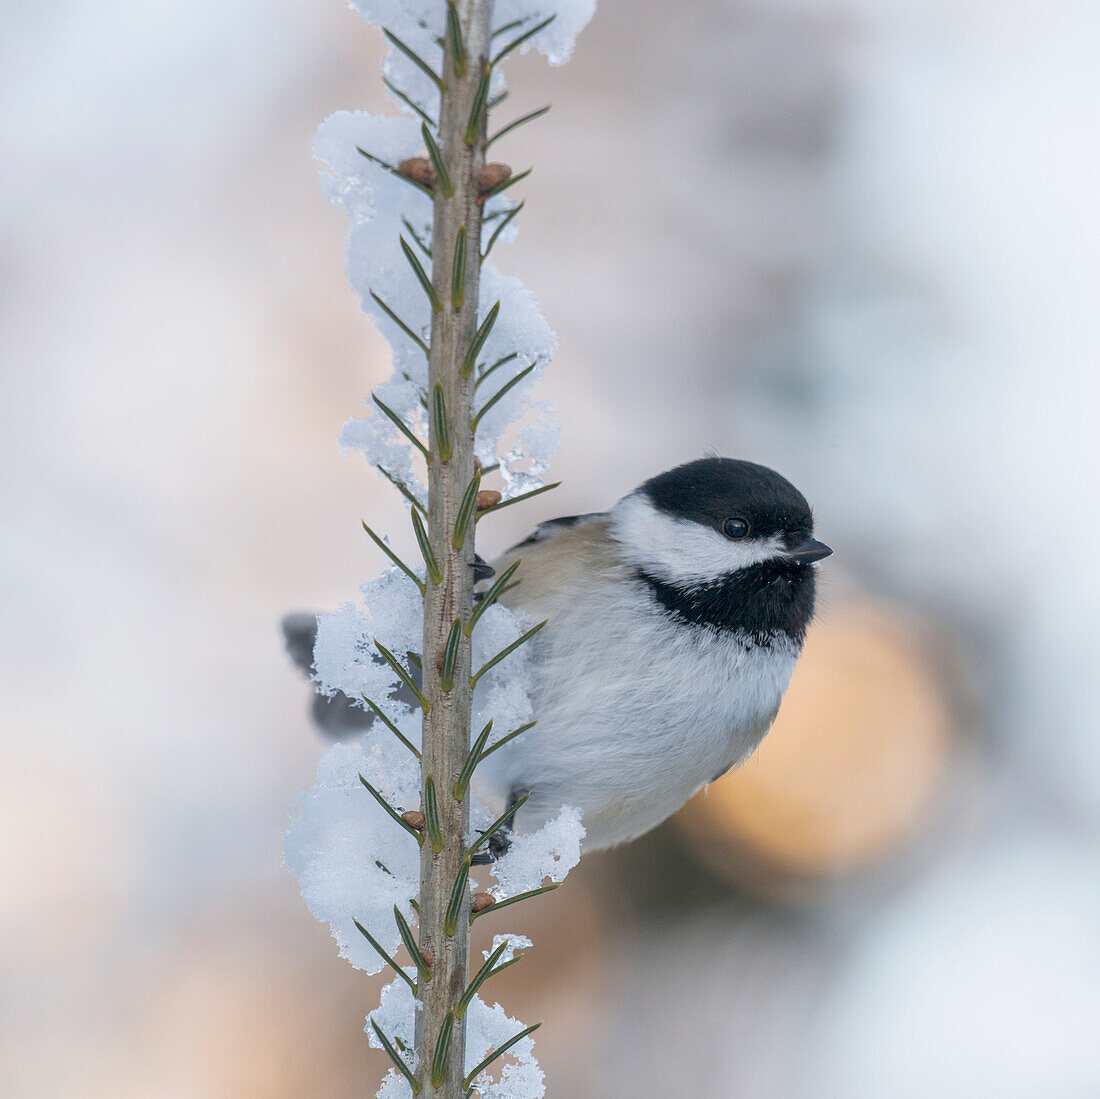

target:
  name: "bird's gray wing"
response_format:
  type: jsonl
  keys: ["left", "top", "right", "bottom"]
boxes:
{"left": 280, "top": 552, "right": 493, "bottom": 740}
{"left": 282, "top": 612, "right": 323, "bottom": 676}
{"left": 282, "top": 610, "right": 423, "bottom": 740}
{"left": 282, "top": 613, "right": 374, "bottom": 739}
{"left": 507, "top": 513, "right": 606, "bottom": 553}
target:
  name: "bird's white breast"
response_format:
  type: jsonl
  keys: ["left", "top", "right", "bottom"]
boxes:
{"left": 481, "top": 519, "right": 798, "bottom": 851}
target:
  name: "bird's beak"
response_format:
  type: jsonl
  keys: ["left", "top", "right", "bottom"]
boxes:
{"left": 788, "top": 537, "right": 832, "bottom": 563}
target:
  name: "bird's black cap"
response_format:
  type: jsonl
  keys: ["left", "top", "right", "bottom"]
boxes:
{"left": 635, "top": 458, "right": 828, "bottom": 642}
{"left": 641, "top": 457, "right": 815, "bottom": 548}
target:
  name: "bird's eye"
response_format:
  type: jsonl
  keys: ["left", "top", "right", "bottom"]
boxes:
{"left": 723, "top": 517, "right": 750, "bottom": 539}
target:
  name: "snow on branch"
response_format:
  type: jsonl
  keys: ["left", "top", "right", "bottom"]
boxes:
{"left": 285, "top": 2, "right": 594, "bottom": 1096}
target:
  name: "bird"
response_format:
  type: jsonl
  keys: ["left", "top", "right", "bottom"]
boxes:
{"left": 284, "top": 457, "right": 830, "bottom": 854}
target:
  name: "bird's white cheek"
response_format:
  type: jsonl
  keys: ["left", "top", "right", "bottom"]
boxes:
{"left": 609, "top": 493, "right": 784, "bottom": 583}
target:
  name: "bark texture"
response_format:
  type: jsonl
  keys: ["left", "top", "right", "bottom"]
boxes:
{"left": 416, "top": 2, "right": 494, "bottom": 1095}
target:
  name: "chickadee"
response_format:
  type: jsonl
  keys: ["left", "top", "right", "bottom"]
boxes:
{"left": 479, "top": 457, "right": 831, "bottom": 852}
{"left": 285, "top": 457, "right": 830, "bottom": 854}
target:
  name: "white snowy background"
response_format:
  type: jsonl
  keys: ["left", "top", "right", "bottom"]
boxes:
{"left": 2, "top": 0, "right": 1098, "bottom": 1096}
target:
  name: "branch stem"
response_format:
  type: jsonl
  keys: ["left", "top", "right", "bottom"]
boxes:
{"left": 415, "top": 3, "right": 494, "bottom": 1095}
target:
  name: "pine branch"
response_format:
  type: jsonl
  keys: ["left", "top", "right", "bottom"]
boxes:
{"left": 491, "top": 14, "right": 556, "bottom": 67}
{"left": 445, "top": 4, "right": 466, "bottom": 77}
{"left": 463, "top": 1024, "right": 542, "bottom": 1089}
{"left": 383, "top": 77, "right": 436, "bottom": 128}
{"left": 357, "top": 146, "right": 435, "bottom": 199}
{"left": 471, "top": 360, "right": 536, "bottom": 431}
{"left": 488, "top": 106, "right": 550, "bottom": 149}
{"left": 452, "top": 469, "right": 482, "bottom": 549}
{"left": 474, "top": 350, "right": 518, "bottom": 389}
{"left": 431, "top": 1012, "right": 456, "bottom": 1088}
{"left": 461, "top": 301, "right": 500, "bottom": 378}
{"left": 454, "top": 719, "right": 493, "bottom": 800}
{"left": 359, "top": 774, "right": 425, "bottom": 845}
{"left": 467, "top": 792, "right": 529, "bottom": 858}
{"left": 403, "top": 217, "right": 433, "bottom": 258}
{"left": 372, "top": 395, "right": 432, "bottom": 463}
{"left": 475, "top": 481, "right": 560, "bottom": 519}
{"left": 469, "top": 884, "right": 560, "bottom": 924}
{"left": 464, "top": 69, "right": 492, "bottom": 146}
{"left": 384, "top": 28, "right": 444, "bottom": 92}
{"left": 455, "top": 939, "right": 510, "bottom": 1017}
{"left": 479, "top": 166, "right": 531, "bottom": 203}
{"left": 377, "top": 464, "right": 428, "bottom": 515}
{"left": 451, "top": 225, "right": 467, "bottom": 309}
{"left": 481, "top": 200, "right": 524, "bottom": 259}
{"left": 362, "top": 696, "right": 422, "bottom": 759}
{"left": 354, "top": 918, "right": 418, "bottom": 992}
{"left": 361, "top": 520, "right": 426, "bottom": 594}
{"left": 412, "top": 508, "right": 442, "bottom": 585}
{"left": 372, "top": 1020, "right": 422, "bottom": 1095}
{"left": 374, "top": 641, "right": 431, "bottom": 711}
{"left": 421, "top": 123, "right": 453, "bottom": 198}
{"left": 465, "top": 558, "right": 521, "bottom": 635}
{"left": 394, "top": 904, "right": 433, "bottom": 981}
{"left": 402, "top": 236, "right": 442, "bottom": 312}
{"left": 475, "top": 719, "right": 537, "bottom": 763}
{"left": 443, "top": 858, "right": 470, "bottom": 937}
{"left": 423, "top": 774, "right": 444, "bottom": 853}
{"left": 370, "top": 290, "right": 430, "bottom": 356}
{"left": 412, "top": 3, "right": 495, "bottom": 1092}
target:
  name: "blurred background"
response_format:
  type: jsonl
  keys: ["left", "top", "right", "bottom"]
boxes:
{"left": 3, "top": 0, "right": 1099, "bottom": 1095}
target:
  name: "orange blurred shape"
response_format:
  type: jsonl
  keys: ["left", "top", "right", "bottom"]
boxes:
{"left": 0, "top": 747, "right": 125, "bottom": 970}
{"left": 85, "top": 905, "right": 381, "bottom": 1099}
{"left": 678, "top": 602, "right": 954, "bottom": 885}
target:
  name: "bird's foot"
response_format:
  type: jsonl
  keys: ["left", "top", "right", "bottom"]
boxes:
{"left": 470, "top": 830, "right": 512, "bottom": 865}
{"left": 469, "top": 787, "right": 527, "bottom": 865}
{"left": 472, "top": 554, "right": 495, "bottom": 582}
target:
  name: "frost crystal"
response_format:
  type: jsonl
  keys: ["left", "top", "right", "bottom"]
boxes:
{"left": 486, "top": 934, "right": 533, "bottom": 965}
{"left": 490, "top": 806, "right": 585, "bottom": 898}
{"left": 285, "top": 742, "right": 420, "bottom": 974}
{"left": 311, "top": 576, "right": 424, "bottom": 706}
{"left": 287, "top": 2, "right": 595, "bottom": 1095}
{"left": 466, "top": 995, "right": 545, "bottom": 1099}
